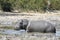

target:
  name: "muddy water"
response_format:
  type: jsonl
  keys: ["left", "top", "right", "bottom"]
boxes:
{"left": 56, "top": 31, "right": 60, "bottom": 36}
{"left": 0, "top": 29, "right": 26, "bottom": 35}
{"left": 0, "top": 29, "right": 59, "bottom": 37}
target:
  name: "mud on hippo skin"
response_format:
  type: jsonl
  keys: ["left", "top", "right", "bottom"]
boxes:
{"left": 15, "top": 19, "right": 56, "bottom": 33}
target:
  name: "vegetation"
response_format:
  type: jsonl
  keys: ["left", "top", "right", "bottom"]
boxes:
{"left": 50, "top": 0, "right": 60, "bottom": 10}
{"left": 0, "top": 0, "right": 60, "bottom": 12}
{"left": 0, "top": 26, "right": 14, "bottom": 29}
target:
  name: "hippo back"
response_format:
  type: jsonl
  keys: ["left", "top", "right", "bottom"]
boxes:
{"left": 27, "top": 20, "right": 56, "bottom": 33}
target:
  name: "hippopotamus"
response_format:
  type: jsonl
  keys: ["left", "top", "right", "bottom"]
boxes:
{"left": 15, "top": 19, "right": 28, "bottom": 30}
{"left": 15, "top": 19, "right": 56, "bottom": 33}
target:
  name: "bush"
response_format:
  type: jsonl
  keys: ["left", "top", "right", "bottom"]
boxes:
{"left": 50, "top": 0, "right": 60, "bottom": 10}
{"left": 0, "top": 0, "right": 13, "bottom": 12}
{"left": 0, "top": 0, "right": 47, "bottom": 12}
{"left": 0, "top": 0, "right": 60, "bottom": 12}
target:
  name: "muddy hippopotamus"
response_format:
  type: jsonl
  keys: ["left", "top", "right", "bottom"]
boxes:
{"left": 15, "top": 19, "right": 56, "bottom": 33}
{"left": 15, "top": 19, "right": 28, "bottom": 30}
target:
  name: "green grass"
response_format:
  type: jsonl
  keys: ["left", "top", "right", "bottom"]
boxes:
{"left": 0, "top": 26, "right": 14, "bottom": 29}
{"left": 0, "top": 0, "right": 47, "bottom": 12}
{"left": 0, "top": 0, "right": 60, "bottom": 12}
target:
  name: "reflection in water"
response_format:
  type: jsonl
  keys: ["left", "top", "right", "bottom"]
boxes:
{"left": 0, "top": 29, "right": 26, "bottom": 35}
{"left": 56, "top": 31, "right": 60, "bottom": 37}
{"left": 0, "top": 29, "right": 60, "bottom": 37}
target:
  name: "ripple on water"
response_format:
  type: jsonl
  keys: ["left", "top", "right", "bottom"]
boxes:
{"left": 56, "top": 31, "right": 60, "bottom": 37}
{"left": 0, "top": 29, "right": 60, "bottom": 37}
{"left": 0, "top": 29, "right": 26, "bottom": 35}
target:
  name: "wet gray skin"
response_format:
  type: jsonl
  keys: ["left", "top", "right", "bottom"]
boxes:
{"left": 15, "top": 19, "right": 56, "bottom": 33}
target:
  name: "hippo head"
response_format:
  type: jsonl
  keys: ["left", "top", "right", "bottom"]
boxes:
{"left": 18, "top": 19, "right": 29, "bottom": 30}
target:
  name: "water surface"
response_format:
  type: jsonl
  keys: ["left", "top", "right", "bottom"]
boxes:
{"left": 0, "top": 29, "right": 60, "bottom": 37}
